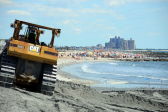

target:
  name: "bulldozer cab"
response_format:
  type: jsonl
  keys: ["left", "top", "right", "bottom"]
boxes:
{"left": 11, "top": 20, "right": 61, "bottom": 47}
{"left": 25, "top": 26, "right": 38, "bottom": 44}
{"left": 7, "top": 20, "right": 61, "bottom": 65}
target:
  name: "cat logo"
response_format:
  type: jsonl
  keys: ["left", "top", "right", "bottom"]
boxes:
{"left": 29, "top": 45, "right": 40, "bottom": 53}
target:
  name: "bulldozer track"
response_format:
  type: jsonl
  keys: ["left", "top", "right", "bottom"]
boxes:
{"left": 0, "top": 50, "right": 57, "bottom": 96}
{"left": 41, "top": 64, "right": 57, "bottom": 95}
{"left": 0, "top": 49, "right": 17, "bottom": 88}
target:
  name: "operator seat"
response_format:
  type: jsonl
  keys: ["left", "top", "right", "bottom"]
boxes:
{"left": 28, "top": 29, "right": 36, "bottom": 44}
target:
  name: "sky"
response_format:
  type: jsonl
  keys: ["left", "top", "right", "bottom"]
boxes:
{"left": 0, "top": 0, "right": 168, "bottom": 49}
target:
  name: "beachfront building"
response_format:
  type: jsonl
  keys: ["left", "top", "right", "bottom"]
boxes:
{"left": 105, "top": 36, "right": 135, "bottom": 50}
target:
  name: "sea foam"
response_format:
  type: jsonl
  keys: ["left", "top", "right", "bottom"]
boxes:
{"left": 80, "top": 63, "right": 168, "bottom": 81}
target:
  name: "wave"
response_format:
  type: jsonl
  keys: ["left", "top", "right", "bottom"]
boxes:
{"left": 81, "top": 64, "right": 168, "bottom": 81}
{"left": 81, "top": 64, "right": 103, "bottom": 74}
{"left": 107, "top": 80, "right": 128, "bottom": 85}
{"left": 132, "top": 64, "right": 136, "bottom": 67}
{"left": 109, "top": 62, "right": 118, "bottom": 65}
{"left": 115, "top": 73, "right": 168, "bottom": 81}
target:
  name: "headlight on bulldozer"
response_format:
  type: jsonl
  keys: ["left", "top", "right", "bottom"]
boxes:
{"left": 10, "top": 43, "right": 17, "bottom": 47}
{"left": 10, "top": 43, "right": 25, "bottom": 49}
{"left": 17, "top": 45, "right": 25, "bottom": 49}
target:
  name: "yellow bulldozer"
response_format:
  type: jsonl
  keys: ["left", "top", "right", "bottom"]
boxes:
{"left": 0, "top": 20, "right": 61, "bottom": 95}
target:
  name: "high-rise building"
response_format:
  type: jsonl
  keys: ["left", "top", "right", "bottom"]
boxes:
{"left": 128, "top": 38, "right": 135, "bottom": 50}
{"left": 123, "top": 40, "right": 128, "bottom": 50}
{"left": 105, "top": 36, "right": 135, "bottom": 50}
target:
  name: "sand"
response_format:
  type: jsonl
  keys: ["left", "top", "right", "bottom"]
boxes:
{"left": 0, "top": 81, "right": 168, "bottom": 112}
{"left": 0, "top": 57, "right": 168, "bottom": 112}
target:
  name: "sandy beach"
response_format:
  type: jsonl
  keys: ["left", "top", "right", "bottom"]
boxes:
{"left": 0, "top": 56, "right": 168, "bottom": 112}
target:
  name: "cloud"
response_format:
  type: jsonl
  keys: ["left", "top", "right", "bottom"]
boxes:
{"left": 0, "top": 0, "right": 13, "bottom": 5}
{"left": 63, "top": 20, "right": 79, "bottom": 25}
{"left": 106, "top": 0, "right": 126, "bottom": 6}
{"left": 7, "top": 10, "right": 31, "bottom": 16}
{"left": 105, "top": 0, "right": 146, "bottom": 6}
{"left": 105, "top": 0, "right": 168, "bottom": 6}
{"left": 74, "top": 28, "right": 81, "bottom": 33}
{"left": 53, "top": 8, "right": 72, "bottom": 13}
{"left": 30, "top": 5, "right": 112, "bottom": 17}
{"left": 34, "top": 0, "right": 89, "bottom": 8}
{"left": 51, "top": 8, "right": 78, "bottom": 17}
{"left": 80, "top": 8, "right": 109, "bottom": 14}
{"left": 40, "top": 0, "right": 88, "bottom": 3}
{"left": 63, "top": 20, "right": 72, "bottom": 25}
{"left": 79, "top": 8, "right": 125, "bottom": 19}
{"left": 34, "top": 5, "right": 78, "bottom": 17}
{"left": 2, "top": 1, "right": 121, "bottom": 19}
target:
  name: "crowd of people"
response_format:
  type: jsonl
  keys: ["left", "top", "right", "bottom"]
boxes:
{"left": 58, "top": 50, "right": 145, "bottom": 60}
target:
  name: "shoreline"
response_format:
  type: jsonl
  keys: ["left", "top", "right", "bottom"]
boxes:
{"left": 56, "top": 57, "right": 118, "bottom": 86}
{"left": 57, "top": 58, "right": 102, "bottom": 86}
{"left": 56, "top": 57, "right": 168, "bottom": 91}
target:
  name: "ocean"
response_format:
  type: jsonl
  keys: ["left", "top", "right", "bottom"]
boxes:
{"left": 62, "top": 61, "right": 168, "bottom": 88}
